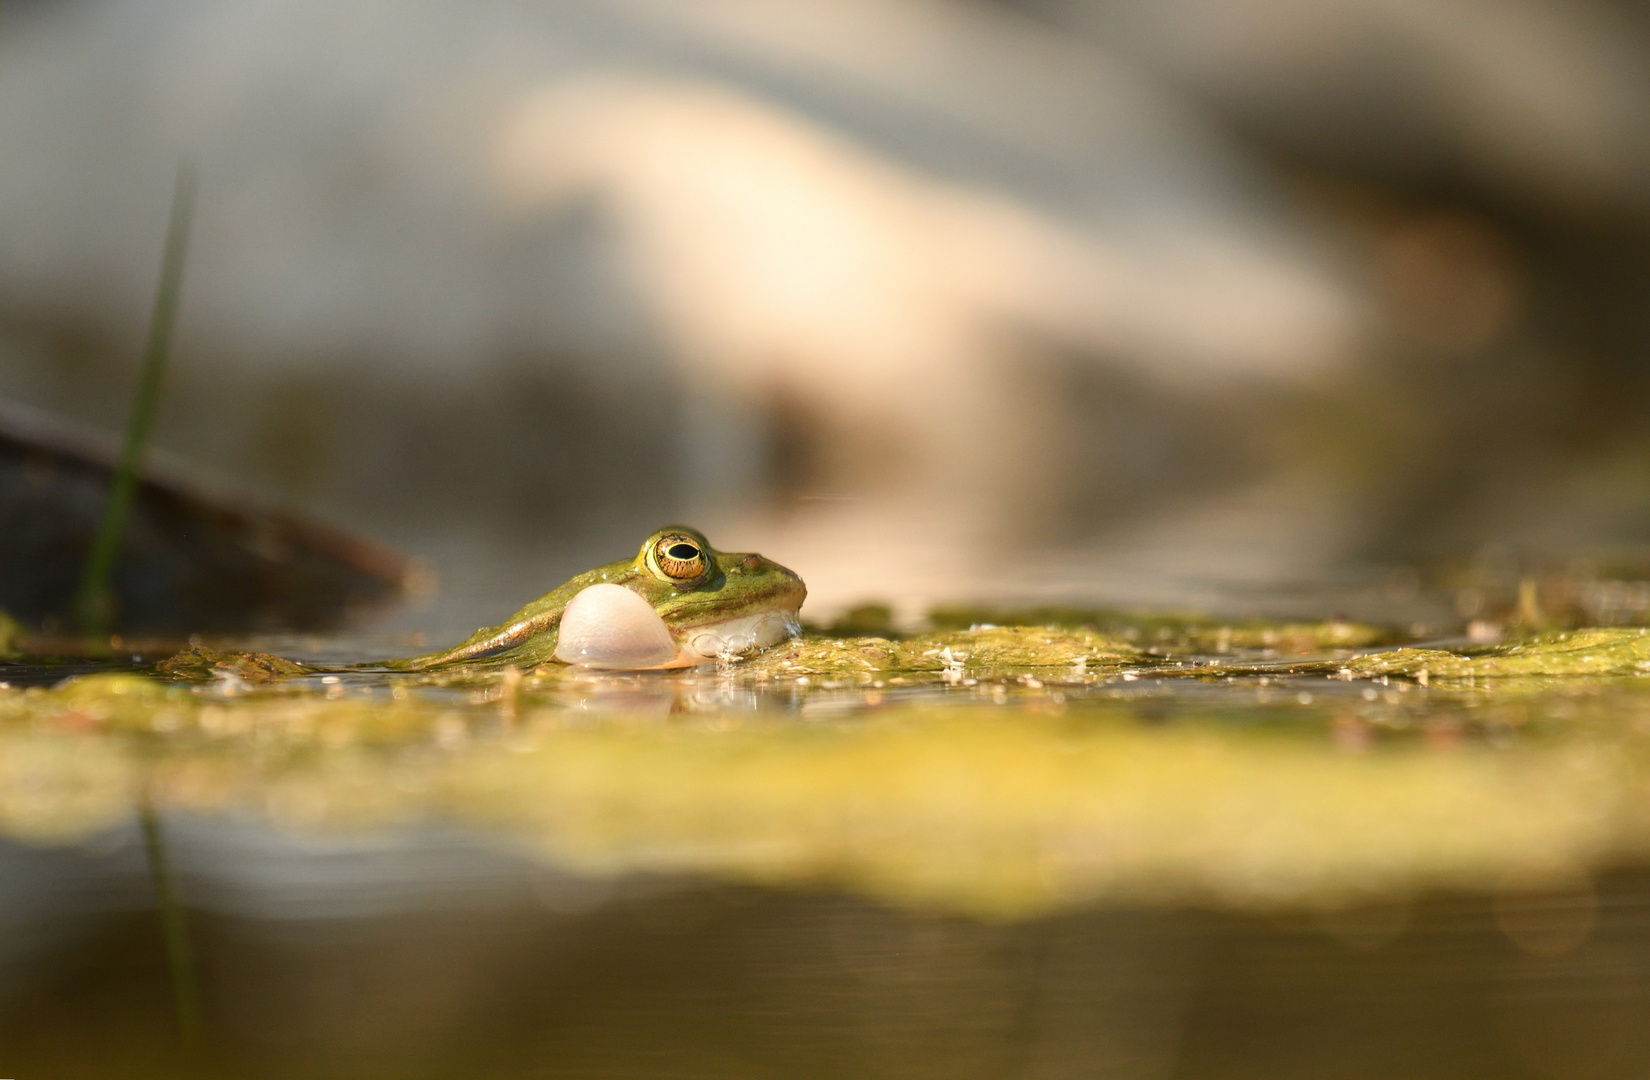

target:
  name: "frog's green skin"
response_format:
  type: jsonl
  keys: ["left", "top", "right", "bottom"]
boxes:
{"left": 387, "top": 527, "right": 805, "bottom": 671}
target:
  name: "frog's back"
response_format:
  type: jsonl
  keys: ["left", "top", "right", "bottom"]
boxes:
{"left": 384, "top": 560, "right": 631, "bottom": 670}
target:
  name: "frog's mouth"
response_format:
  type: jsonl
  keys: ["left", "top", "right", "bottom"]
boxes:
{"left": 675, "top": 607, "right": 803, "bottom": 663}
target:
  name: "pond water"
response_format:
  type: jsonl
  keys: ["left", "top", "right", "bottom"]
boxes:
{"left": 4, "top": 620, "right": 1650, "bottom": 1078}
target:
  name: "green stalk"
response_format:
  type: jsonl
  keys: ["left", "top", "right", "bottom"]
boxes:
{"left": 140, "top": 796, "right": 204, "bottom": 1051}
{"left": 76, "top": 164, "right": 197, "bottom": 637}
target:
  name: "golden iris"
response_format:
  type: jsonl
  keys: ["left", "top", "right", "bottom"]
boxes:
{"left": 650, "top": 531, "right": 709, "bottom": 584}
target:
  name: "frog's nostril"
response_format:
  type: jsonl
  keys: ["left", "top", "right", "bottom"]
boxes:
{"left": 742, "top": 554, "right": 763, "bottom": 570}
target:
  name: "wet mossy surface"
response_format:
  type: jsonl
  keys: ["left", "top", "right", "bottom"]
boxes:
{"left": 927, "top": 606, "right": 1391, "bottom": 652}
{"left": 154, "top": 644, "right": 308, "bottom": 683}
{"left": 2, "top": 619, "right": 1650, "bottom": 919}
{"left": 1342, "top": 627, "right": 1650, "bottom": 682}
{"left": 740, "top": 626, "right": 1141, "bottom": 679}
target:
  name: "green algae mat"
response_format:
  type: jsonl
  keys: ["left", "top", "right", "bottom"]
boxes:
{"left": 7, "top": 623, "right": 1650, "bottom": 919}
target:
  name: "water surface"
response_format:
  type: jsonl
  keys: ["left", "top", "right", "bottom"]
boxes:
{"left": 3, "top": 621, "right": 1649, "bottom": 1077}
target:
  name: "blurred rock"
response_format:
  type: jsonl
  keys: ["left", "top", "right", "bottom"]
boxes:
{"left": 0, "top": 402, "right": 411, "bottom": 634}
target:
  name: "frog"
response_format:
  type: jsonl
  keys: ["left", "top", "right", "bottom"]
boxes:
{"left": 388, "top": 526, "right": 805, "bottom": 671}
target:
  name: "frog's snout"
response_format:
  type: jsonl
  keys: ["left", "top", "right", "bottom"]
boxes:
{"left": 729, "top": 553, "right": 807, "bottom": 612}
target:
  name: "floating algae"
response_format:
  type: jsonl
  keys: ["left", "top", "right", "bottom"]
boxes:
{"left": 1344, "top": 627, "right": 1650, "bottom": 683}
{"left": 6, "top": 620, "right": 1650, "bottom": 919}
{"left": 155, "top": 644, "right": 308, "bottom": 683}
{"left": 928, "top": 607, "right": 1389, "bottom": 654}
{"left": 738, "top": 626, "right": 1141, "bottom": 680}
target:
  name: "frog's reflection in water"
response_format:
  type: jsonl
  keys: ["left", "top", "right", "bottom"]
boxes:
{"left": 551, "top": 670, "right": 765, "bottom": 719}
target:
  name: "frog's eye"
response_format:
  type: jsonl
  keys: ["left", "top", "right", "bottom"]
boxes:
{"left": 650, "top": 533, "right": 709, "bottom": 583}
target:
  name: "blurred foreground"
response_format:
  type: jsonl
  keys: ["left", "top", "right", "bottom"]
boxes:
{"left": 4, "top": 625, "right": 1650, "bottom": 1075}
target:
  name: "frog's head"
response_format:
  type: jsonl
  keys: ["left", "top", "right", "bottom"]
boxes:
{"left": 553, "top": 526, "right": 806, "bottom": 668}
{"left": 629, "top": 526, "right": 806, "bottom": 636}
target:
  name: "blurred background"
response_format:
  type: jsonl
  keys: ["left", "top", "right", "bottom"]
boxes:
{"left": 13, "top": 6, "right": 1650, "bottom": 1076}
{"left": 5, "top": 0, "right": 1650, "bottom": 636}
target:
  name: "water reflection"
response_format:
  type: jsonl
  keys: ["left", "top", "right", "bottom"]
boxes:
{"left": 4, "top": 819, "right": 1650, "bottom": 1078}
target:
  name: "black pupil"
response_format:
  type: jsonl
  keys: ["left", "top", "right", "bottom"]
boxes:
{"left": 667, "top": 543, "right": 700, "bottom": 561}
